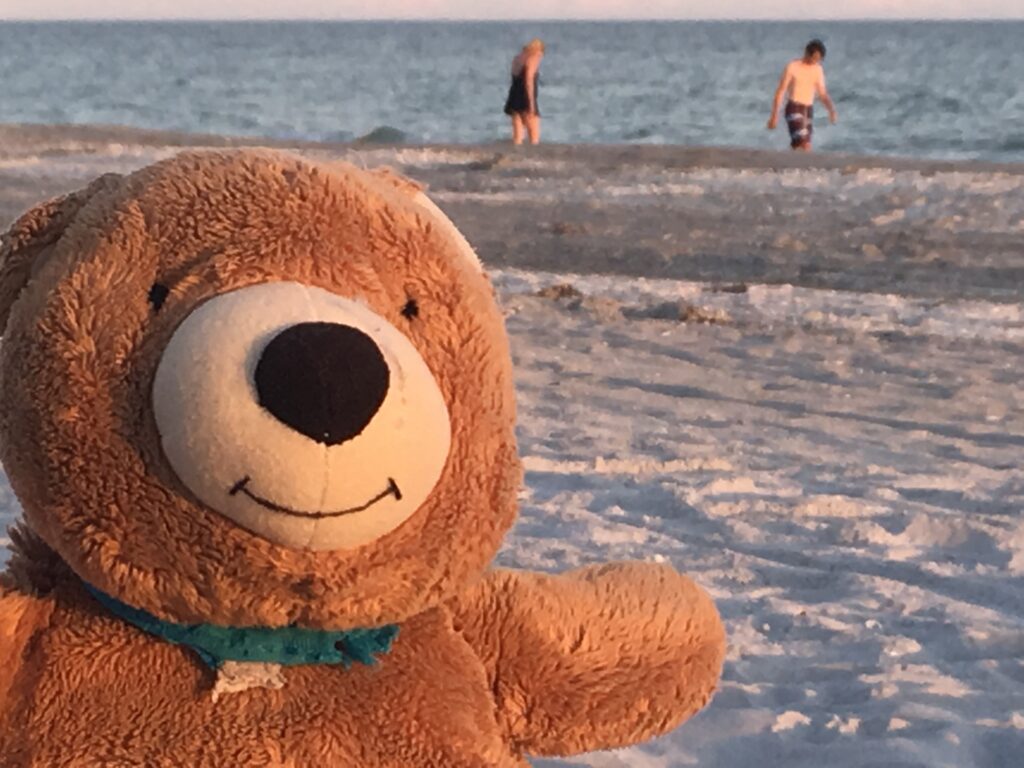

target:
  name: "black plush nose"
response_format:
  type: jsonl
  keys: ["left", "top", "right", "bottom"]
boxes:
{"left": 254, "top": 322, "right": 390, "bottom": 446}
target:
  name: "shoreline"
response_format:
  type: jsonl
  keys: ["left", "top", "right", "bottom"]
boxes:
{"left": 3, "top": 122, "right": 1023, "bottom": 305}
{"left": 4, "top": 122, "right": 1024, "bottom": 176}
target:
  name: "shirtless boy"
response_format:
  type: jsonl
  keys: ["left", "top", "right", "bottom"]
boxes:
{"left": 767, "top": 39, "right": 838, "bottom": 151}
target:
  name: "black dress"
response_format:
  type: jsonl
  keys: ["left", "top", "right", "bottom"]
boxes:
{"left": 503, "top": 68, "right": 539, "bottom": 116}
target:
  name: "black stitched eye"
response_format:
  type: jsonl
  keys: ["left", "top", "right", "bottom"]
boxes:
{"left": 400, "top": 298, "right": 419, "bottom": 320}
{"left": 148, "top": 283, "right": 170, "bottom": 312}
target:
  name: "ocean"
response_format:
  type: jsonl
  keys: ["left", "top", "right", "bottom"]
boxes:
{"left": 1, "top": 20, "right": 1022, "bottom": 161}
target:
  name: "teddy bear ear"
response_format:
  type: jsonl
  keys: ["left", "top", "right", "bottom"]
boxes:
{"left": 0, "top": 173, "right": 121, "bottom": 333}
{"left": 368, "top": 166, "right": 485, "bottom": 275}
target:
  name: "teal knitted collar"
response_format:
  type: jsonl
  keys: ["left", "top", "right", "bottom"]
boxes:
{"left": 85, "top": 584, "right": 399, "bottom": 670}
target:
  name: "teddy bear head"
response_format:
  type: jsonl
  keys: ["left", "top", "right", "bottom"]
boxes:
{"left": 0, "top": 149, "right": 521, "bottom": 630}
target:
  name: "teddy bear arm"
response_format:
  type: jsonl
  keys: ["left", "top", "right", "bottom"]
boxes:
{"left": 0, "top": 588, "right": 53, "bottom": 733}
{"left": 448, "top": 563, "right": 725, "bottom": 757}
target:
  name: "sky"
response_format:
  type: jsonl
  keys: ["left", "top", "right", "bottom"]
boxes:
{"left": 2, "top": 1, "right": 1022, "bottom": 21}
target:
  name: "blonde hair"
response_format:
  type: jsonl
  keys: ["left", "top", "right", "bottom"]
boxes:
{"left": 524, "top": 38, "right": 545, "bottom": 54}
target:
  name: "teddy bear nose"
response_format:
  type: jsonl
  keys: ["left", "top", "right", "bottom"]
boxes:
{"left": 254, "top": 322, "right": 390, "bottom": 446}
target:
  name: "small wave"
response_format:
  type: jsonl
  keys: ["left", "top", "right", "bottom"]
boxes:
{"left": 832, "top": 91, "right": 883, "bottom": 108}
{"left": 624, "top": 126, "right": 656, "bottom": 141}
{"left": 938, "top": 96, "right": 964, "bottom": 114}
{"left": 355, "top": 126, "right": 410, "bottom": 145}
{"left": 995, "top": 135, "right": 1024, "bottom": 153}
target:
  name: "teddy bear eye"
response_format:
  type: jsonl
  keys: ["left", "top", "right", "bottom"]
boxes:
{"left": 400, "top": 298, "right": 419, "bottom": 320}
{"left": 148, "top": 283, "right": 170, "bottom": 312}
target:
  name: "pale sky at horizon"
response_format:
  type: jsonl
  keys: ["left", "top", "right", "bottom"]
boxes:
{"left": 2, "top": 1, "right": 1022, "bottom": 21}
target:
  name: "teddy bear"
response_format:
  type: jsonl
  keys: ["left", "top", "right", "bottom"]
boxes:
{"left": 0, "top": 149, "right": 725, "bottom": 767}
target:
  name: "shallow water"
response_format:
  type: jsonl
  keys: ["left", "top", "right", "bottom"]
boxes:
{"left": 0, "top": 20, "right": 1022, "bottom": 160}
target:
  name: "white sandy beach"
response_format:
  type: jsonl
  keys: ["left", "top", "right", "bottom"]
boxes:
{"left": 1, "top": 125, "right": 1022, "bottom": 767}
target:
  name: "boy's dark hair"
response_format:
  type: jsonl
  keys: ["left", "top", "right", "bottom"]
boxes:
{"left": 805, "top": 39, "right": 826, "bottom": 59}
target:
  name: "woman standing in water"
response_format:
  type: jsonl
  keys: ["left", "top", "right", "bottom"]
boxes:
{"left": 504, "top": 39, "right": 545, "bottom": 145}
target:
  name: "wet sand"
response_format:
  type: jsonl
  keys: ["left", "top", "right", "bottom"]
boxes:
{"left": 2, "top": 122, "right": 1023, "bottom": 303}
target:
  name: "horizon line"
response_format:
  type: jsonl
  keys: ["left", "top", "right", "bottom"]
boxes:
{"left": 2, "top": 16, "right": 1023, "bottom": 23}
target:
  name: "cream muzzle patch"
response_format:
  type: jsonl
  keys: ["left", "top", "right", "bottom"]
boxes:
{"left": 152, "top": 282, "right": 452, "bottom": 551}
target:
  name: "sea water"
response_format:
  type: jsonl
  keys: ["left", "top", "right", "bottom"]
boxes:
{"left": 0, "top": 20, "right": 1022, "bottom": 160}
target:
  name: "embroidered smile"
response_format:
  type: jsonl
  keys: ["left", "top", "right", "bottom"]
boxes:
{"left": 228, "top": 476, "right": 402, "bottom": 519}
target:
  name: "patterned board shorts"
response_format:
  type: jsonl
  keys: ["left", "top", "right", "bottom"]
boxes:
{"left": 785, "top": 101, "right": 814, "bottom": 148}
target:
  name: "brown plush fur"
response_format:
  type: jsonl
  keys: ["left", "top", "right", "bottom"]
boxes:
{"left": 0, "top": 150, "right": 725, "bottom": 766}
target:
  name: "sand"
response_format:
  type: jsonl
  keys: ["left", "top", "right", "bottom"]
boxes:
{"left": 1, "top": 124, "right": 1022, "bottom": 767}
{"left": 3, "top": 122, "right": 1024, "bottom": 303}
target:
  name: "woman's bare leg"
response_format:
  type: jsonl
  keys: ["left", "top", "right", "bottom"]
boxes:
{"left": 526, "top": 114, "right": 541, "bottom": 145}
{"left": 511, "top": 114, "right": 525, "bottom": 145}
